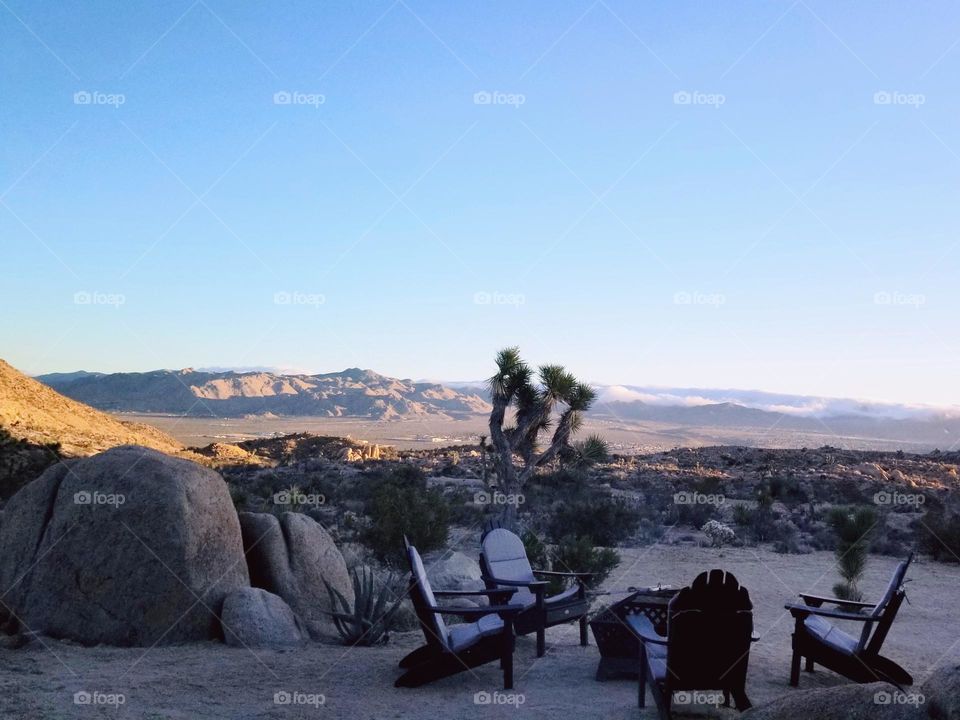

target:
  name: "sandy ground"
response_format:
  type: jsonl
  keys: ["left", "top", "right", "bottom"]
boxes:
{"left": 117, "top": 413, "right": 933, "bottom": 454}
{"left": 1, "top": 547, "right": 957, "bottom": 720}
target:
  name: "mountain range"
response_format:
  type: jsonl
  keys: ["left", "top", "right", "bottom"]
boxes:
{"left": 37, "top": 367, "right": 491, "bottom": 420}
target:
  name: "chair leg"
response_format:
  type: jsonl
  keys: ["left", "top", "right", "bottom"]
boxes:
{"left": 805, "top": 657, "right": 814, "bottom": 672}
{"left": 501, "top": 626, "right": 514, "bottom": 690}
{"left": 638, "top": 648, "right": 647, "bottom": 708}
{"left": 579, "top": 616, "right": 588, "bottom": 646}
{"left": 730, "top": 687, "right": 751, "bottom": 711}
{"left": 537, "top": 628, "right": 545, "bottom": 658}
{"left": 790, "top": 649, "right": 801, "bottom": 687}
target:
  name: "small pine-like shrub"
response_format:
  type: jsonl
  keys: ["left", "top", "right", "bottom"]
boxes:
{"left": 829, "top": 505, "right": 877, "bottom": 601}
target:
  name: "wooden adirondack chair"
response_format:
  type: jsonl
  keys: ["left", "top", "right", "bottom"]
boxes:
{"left": 395, "top": 539, "right": 524, "bottom": 689}
{"left": 630, "top": 569, "right": 757, "bottom": 720}
{"left": 785, "top": 554, "right": 913, "bottom": 688}
{"left": 478, "top": 526, "right": 591, "bottom": 658}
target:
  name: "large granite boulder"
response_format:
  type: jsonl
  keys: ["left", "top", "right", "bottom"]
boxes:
{"left": 923, "top": 662, "right": 960, "bottom": 720}
{"left": 220, "top": 588, "right": 307, "bottom": 648}
{"left": 0, "top": 446, "right": 249, "bottom": 646}
{"left": 239, "top": 512, "right": 352, "bottom": 639}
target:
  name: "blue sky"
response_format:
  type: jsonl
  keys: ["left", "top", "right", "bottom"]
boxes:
{"left": 2, "top": 1, "right": 959, "bottom": 405}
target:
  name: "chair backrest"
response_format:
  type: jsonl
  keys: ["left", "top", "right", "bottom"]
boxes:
{"left": 480, "top": 528, "right": 537, "bottom": 605}
{"left": 665, "top": 569, "right": 754, "bottom": 690}
{"left": 862, "top": 553, "right": 913, "bottom": 655}
{"left": 404, "top": 540, "right": 449, "bottom": 650}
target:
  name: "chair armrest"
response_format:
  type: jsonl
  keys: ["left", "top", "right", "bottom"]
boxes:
{"left": 627, "top": 613, "right": 669, "bottom": 646}
{"left": 785, "top": 603, "right": 872, "bottom": 622}
{"left": 479, "top": 575, "right": 549, "bottom": 593}
{"left": 433, "top": 588, "right": 525, "bottom": 598}
{"left": 426, "top": 604, "right": 524, "bottom": 621}
{"left": 798, "top": 593, "right": 876, "bottom": 609}
{"left": 533, "top": 569, "right": 594, "bottom": 579}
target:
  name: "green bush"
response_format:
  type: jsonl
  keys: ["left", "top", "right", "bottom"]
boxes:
{"left": 551, "top": 535, "right": 620, "bottom": 591}
{"left": 546, "top": 492, "right": 639, "bottom": 546}
{"left": 361, "top": 467, "right": 450, "bottom": 567}
{"left": 919, "top": 510, "right": 960, "bottom": 563}
{"left": 829, "top": 506, "right": 877, "bottom": 601}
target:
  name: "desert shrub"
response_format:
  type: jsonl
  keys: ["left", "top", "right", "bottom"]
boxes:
{"left": 545, "top": 492, "right": 639, "bottom": 546}
{"left": 732, "top": 504, "right": 752, "bottom": 527}
{"left": 0, "top": 428, "right": 61, "bottom": 499}
{"left": 772, "top": 521, "right": 807, "bottom": 554}
{"left": 673, "top": 501, "right": 717, "bottom": 529}
{"left": 551, "top": 535, "right": 620, "bottom": 591}
{"left": 325, "top": 566, "right": 406, "bottom": 646}
{"left": 919, "top": 509, "right": 960, "bottom": 562}
{"left": 829, "top": 506, "right": 877, "bottom": 600}
{"left": 701, "top": 520, "right": 735, "bottom": 547}
{"left": 766, "top": 475, "right": 809, "bottom": 506}
{"left": 746, "top": 491, "right": 778, "bottom": 542}
{"left": 361, "top": 468, "right": 450, "bottom": 567}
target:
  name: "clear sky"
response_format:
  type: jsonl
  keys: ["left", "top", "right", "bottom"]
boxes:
{"left": 2, "top": 1, "right": 959, "bottom": 405}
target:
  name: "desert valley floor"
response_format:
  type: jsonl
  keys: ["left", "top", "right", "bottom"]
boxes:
{"left": 2, "top": 546, "right": 957, "bottom": 720}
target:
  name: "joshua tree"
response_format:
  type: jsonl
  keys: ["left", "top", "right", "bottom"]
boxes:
{"left": 487, "top": 347, "right": 597, "bottom": 524}
{"left": 829, "top": 506, "right": 877, "bottom": 602}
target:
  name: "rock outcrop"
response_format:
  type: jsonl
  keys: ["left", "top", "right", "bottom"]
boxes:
{"left": 0, "top": 446, "right": 249, "bottom": 646}
{"left": 239, "top": 511, "right": 353, "bottom": 640}
{"left": 220, "top": 588, "right": 307, "bottom": 648}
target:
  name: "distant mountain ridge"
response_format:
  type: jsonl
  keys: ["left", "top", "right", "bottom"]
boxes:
{"left": 38, "top": 367, "right": 492, "bottom": 420}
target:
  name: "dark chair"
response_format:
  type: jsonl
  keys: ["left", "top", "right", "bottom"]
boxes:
{"left": 785, "top": 553, "right": 913, "bottom": 688}
{"left": 479, "top": 526, "right": 591, "bottom": 658}
{"left": 630, "top": 569, "right": 757, "bottom": 720}
{"left": 395, "top": 539, "right": 523, "bottom": 689}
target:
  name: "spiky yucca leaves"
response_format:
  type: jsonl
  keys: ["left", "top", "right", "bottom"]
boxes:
{"left": 573, "top": 434, "right": 609, "bottom": 467}
{"left": 324, "top": 566, "right": 404, "bottom": 646}
{"left": 828, "top": 506, "right": 877, "bottom": 602}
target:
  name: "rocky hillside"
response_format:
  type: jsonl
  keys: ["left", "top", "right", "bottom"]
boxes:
{"left": 39, "top": 367, "right": 492, "bottom": 420}
{"left": 0, "top": 359, "right": 185, "bottom": 457}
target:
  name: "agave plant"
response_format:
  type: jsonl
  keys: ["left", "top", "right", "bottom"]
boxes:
{"left": 325, "top": 566, "right": 405, "bottom": 646}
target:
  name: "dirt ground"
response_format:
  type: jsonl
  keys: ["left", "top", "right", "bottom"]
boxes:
{"left": 1, "top": 546, "right": 957, "bottom": 720}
